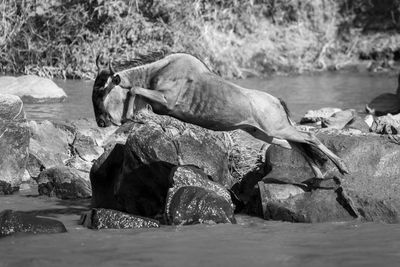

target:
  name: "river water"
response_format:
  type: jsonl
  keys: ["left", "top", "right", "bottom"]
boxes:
{"left": 2, "top": 73, "right": 400, "bottom": 267}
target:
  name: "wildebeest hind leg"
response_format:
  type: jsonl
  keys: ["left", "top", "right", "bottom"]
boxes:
{"left": 290, "top": 142, "right": 324, "bottom": 178}
{"left": 244, "top": 127, "right": 324, "bottom": 178}
{"left": 272, "top": 126, "right": 349, "bottom": 175}
{"left": 244, "top": 127, "right": 292, "bottom": 149}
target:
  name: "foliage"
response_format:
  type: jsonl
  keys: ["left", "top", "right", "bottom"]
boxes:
{"left": 0, "top": 0, "right": 399, "bottom": 79}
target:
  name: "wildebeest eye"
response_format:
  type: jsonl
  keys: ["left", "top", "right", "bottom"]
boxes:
{"left": 112, "top": 74, "right": 121, "bottom": 85}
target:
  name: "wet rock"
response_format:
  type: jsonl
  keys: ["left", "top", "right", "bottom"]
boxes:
{"left": 0, "top": 94, "right": 25, "bottom": 121}
{"left": 370, "top": 113, "right": 400, "bottom": 134}
{"left": 27, "top": 120, "right": 75, "bottom": 178}
{"left": 0, "top": 119, "right": 30, "bottom": 194}
{"left": 0, "top": 210, "right": 67, "bottom": 237}
{"left": 344, "top": 115, "right": 370, "bottom": 133}
{"left": 321, "top": 109, "right": 356, "bottom": 129}
{"left": 37, "top": 166, "right": 91, "bottom": 199}
{"left": 165, "top": 166, "right": 234, "bottom": 224}
{"left": 91, "top": 109, "right": 232, "bottom": 219}
{"left": 167, "top": 166, "right": 232, "bottom": 205}
{"left": 66, "top": 118, "right": 118, "bottom": 147}
{"left": 167, "top": 186, "right": 236, "bottom": 225}
{"left": 255, "top": 182, "right": 354, "bottom": 223}
{"left": 0, "top": 75, "right": 67, "bottom": 104}
{"left": 129, "top": 110, "right": 232, "bottom": 187}
{"left": 80, "top": 208, "right": 160, "bottom": 229}
{"left": 264, "top": 132, "right": 400, "bottom": 222}
{"left": 72, "top": 132, "right": 104, "bottom": 162}
{"left": 226, "top": 130, "right": 269, "bottom": 211}
{"left": 90, "top": 143, "right": 125, "bottom": 210}
{"left": 300, "top": 107, "right": 342, "bottom": 124}
{"left": 65, "top": 155, "right": 93, "bottom": 181}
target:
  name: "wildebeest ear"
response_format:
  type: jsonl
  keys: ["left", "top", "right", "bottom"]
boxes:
{"left": 112, "top": 74, "right": 121, "bottom": 85}
{"left": 96, "top": 52, "right": 109, "bottom": 71}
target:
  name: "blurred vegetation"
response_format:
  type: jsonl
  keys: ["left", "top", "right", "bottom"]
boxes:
{"left": 1, "top": 0, "right": 400, "bottom": 79}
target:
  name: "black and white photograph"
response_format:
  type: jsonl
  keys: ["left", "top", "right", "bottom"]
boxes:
{"left": 1, "top": 1, "right": 400, "bottom": 266}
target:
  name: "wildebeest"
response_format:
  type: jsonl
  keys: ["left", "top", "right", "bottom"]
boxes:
{"left": 94, "top": 52, "right": 348, "bottom": 178}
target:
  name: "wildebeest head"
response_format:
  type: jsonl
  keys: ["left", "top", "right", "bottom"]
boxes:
{"left": 92, "top": 52, "right": 134, "bottom": 127}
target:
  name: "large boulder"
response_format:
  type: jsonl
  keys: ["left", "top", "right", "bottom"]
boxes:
{"left": 263, "top": 131, "right": 400, "bottom": 223}
{"left": 167, "top": 186, "right": 236, "bottom": 225}
{"left": 0, "top": 75, "right": 67, "bottom": 104}
{"left": 0, "top": 210, "right": 67, "bottom": 237}
{"left": 80, "top": 208, "right": 160, "bottom": 229}
{"left": 27, "top": 119, "right": 111, "bottom": 180}
{"left": 250, "top": 182, "right": 355, "bottom": 223}
{"left": 37, "top": 166, "right": 91, "bottom": 199}
{"left": 91, "top": 109, "right": 232, "bottom": 219}
{"left": 27, "top": 120, "right": 74, "bottom": 178}
{"left": 165, "top": 166, "right": 235, "bottom": 225}
{"left": 90, "top": 143, "right": 125, "bottom": 211}
{"left": 0, "top": 119, "right": 30, "bottom": 194}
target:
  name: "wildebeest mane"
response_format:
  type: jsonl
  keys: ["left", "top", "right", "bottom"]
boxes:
{"left": 112, "top": 48, "right": 213, "bottom": 73}
{"left": 278, "top": 98, "right": 291, "bottom": 123}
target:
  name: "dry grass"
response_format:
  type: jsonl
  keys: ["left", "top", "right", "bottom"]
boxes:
{"left": 1, "top": 0, "right": 400, "bottom": 79}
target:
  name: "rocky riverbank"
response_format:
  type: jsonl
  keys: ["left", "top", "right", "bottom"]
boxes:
{"left": 1, "top": 92, "right": 400, "bottom": 237}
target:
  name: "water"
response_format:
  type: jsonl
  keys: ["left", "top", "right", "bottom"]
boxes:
{"left": 2, "top": 73, "right": 400, "bottom": 267}
{"left": 23, "top": 72, "right": 398, "bottom": 122}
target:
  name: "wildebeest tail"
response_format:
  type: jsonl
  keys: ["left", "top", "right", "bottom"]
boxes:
{"left": 279, "top": 98, "right": 295, "bottom": 125}
{"left": 291, "top": 142, "right": 327, "bottom": 169}
{"left": 294, "top": 140, "right": 349, "bottom": 175}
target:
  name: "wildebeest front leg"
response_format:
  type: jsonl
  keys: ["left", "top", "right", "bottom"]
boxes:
{"left": 130, "top": 87, "right": 168, "bottom": 105}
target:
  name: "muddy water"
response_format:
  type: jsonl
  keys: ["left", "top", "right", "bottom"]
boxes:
{"left": 3, "top": 73, "right": 400, "bottom": 267}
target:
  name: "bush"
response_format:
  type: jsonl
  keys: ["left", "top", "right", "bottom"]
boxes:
{"left": 0, "top": 0, "right": 399, "bottom": 79}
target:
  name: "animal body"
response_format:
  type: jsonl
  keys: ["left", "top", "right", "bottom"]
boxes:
{"left": 366, "top": 73, "right": 400, "bottom": 116}
{"left": 95, "top": 52, "right": 348, "bottom": 178}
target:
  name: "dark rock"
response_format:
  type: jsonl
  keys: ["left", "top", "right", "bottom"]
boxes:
{"left": 0, "top": 210, "right": 67, "bottom": 237}
{"left": 165, "top": 166, "right": 234, "bottom": 224}
{"left": 129, "top": 110, "right": 232, "bottom": 187}
{"left": 256, "top": 182, "right": 354, "bottom": 223}
{"left": 264, "top": 132, "right": 400, "bottom": 222}
{"left": 0, "top": 75, "right": 67, "bottom": 104}
{"left": 37, "top": 166, "right": 91, "bottom": 199}
{"left": 91, "top": 110, "right": 232, "bottom": 219}
{"left": 0, "top": 181, "right": 19, "bottom": 195}
{"left": 90, "top": 143, "right": 125, "bottom": 210}
{"left": 0, "top": 94, "right": 25, "bottom": 121}
{"left": 80, "top": 208, "right": 160, "bottom": 229}
{"left": 167, "top": 186, "right": 236, "bottom": 225}
{"left": 0, "top": 119, "right": 30, "bottom": 194}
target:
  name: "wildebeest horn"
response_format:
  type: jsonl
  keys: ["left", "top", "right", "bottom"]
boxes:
{"left": 96, "top": 52, "right": 107, "bottom": 70}
{"left": 109, "top": 59, "right": 115, "bottom": 74}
